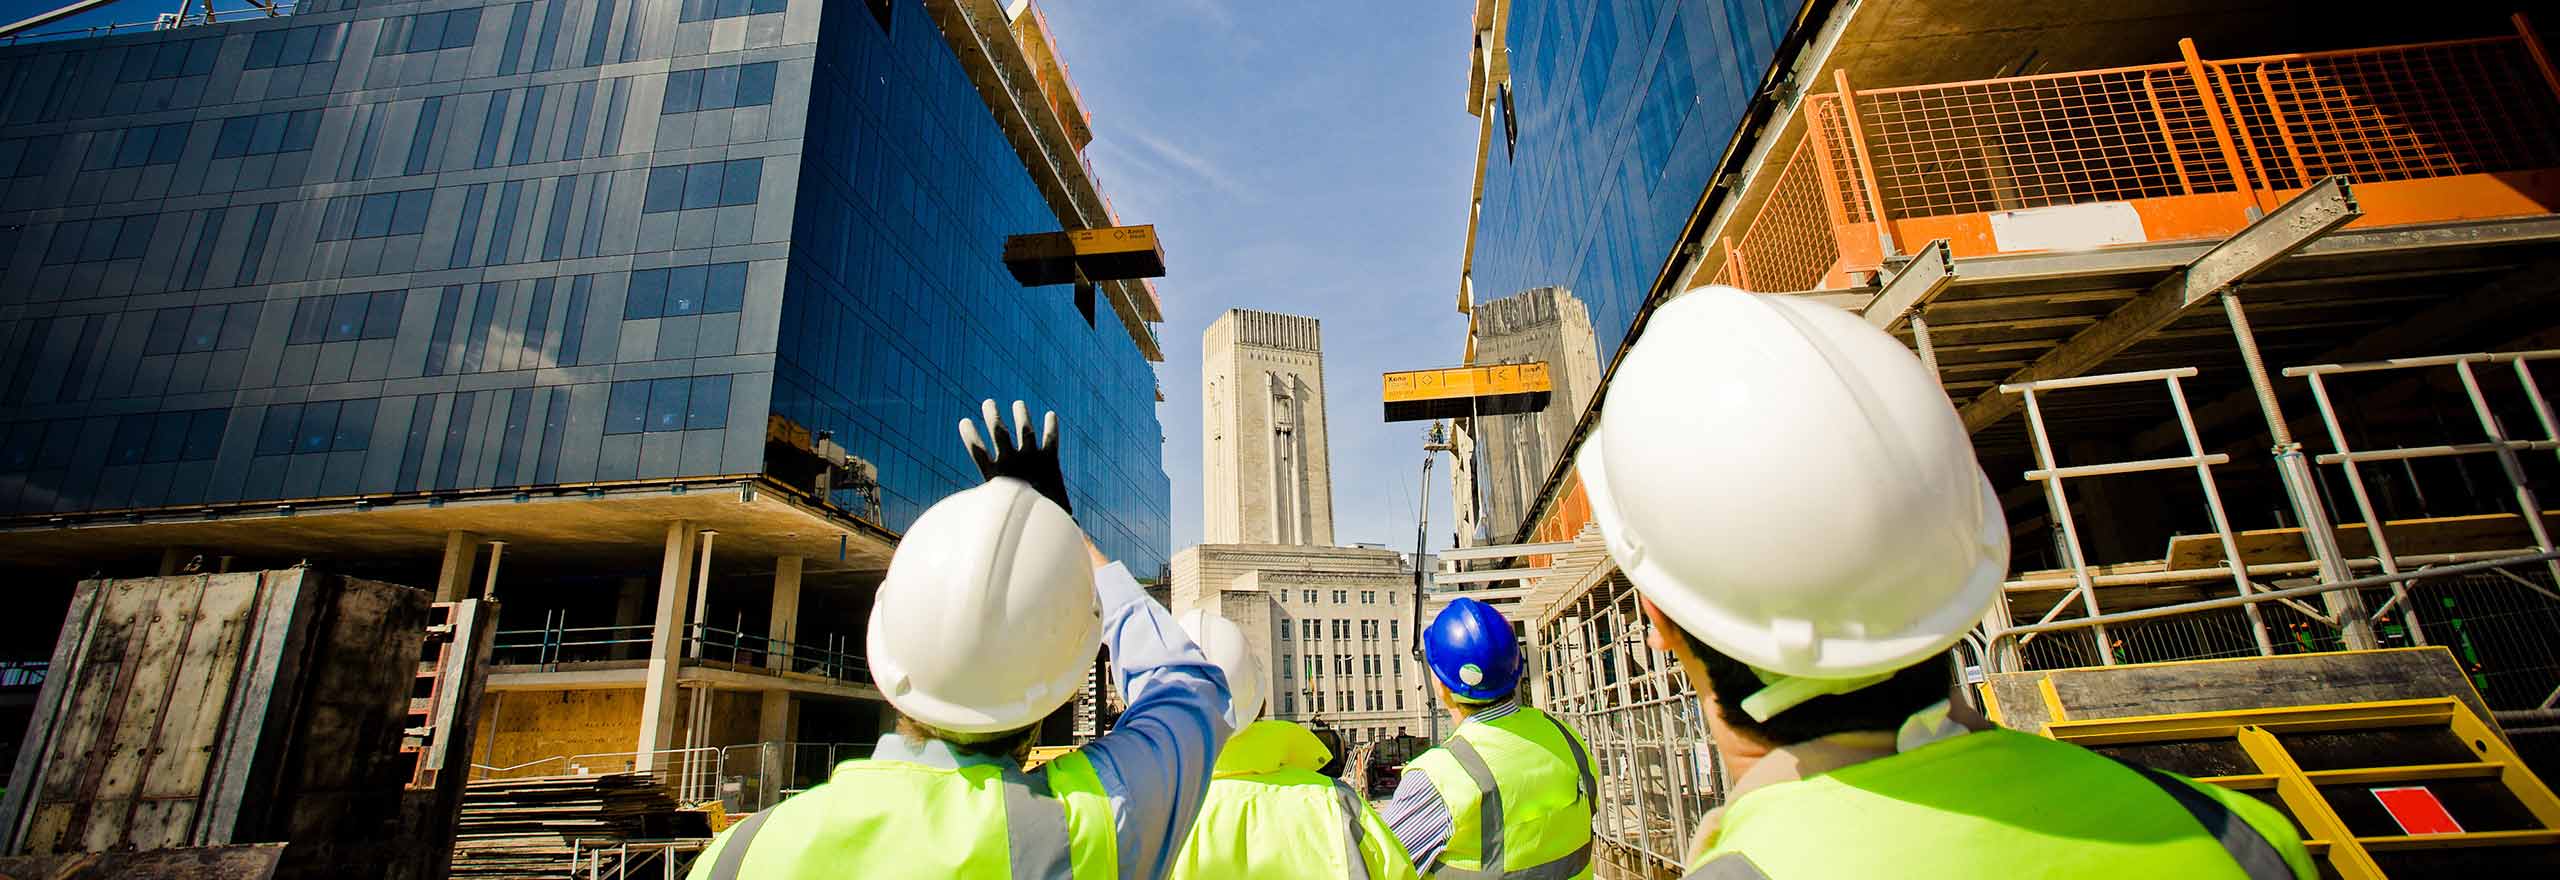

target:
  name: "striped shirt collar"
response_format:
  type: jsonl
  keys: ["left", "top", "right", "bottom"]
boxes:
{"left": 1459, "top": 696, "right": 1521, "bottom": 726}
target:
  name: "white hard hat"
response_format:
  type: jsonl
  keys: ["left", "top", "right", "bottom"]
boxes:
{"left": 1175, "top": 609, "right": 1263, "bottom": 726}
{"left": 1579, "top": 288, "right": 2007, "bottom": 684}
{"left": 867, "top": 478, "right": 1100, "bottom": 734}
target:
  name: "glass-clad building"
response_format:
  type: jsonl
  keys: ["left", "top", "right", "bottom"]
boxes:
{"left": 1453, "top": 0, "right": 1806, "bottom": 541}
{"left": 0, "top": 0, "right": 1171, "bottom": 572}
{"left": 1468, "top": 0, "right": 1805, "bottom": 365}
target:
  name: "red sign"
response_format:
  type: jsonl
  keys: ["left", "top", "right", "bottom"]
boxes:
{"left": 2371, "top": 786, "right": 2464, "bottom": 835}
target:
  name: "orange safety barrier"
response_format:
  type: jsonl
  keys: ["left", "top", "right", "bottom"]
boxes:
{"left": 1707, "top": 19, "right": 2560, "bottom": 290}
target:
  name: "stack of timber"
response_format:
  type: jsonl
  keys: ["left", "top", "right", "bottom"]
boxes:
{"left": 450, "top": 773, "right": 708, "bottom": 878}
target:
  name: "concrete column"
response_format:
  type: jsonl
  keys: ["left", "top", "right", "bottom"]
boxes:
{"left": 157, "top": 547, "right": 195, "bottom": 576}
{"left": 689, "top": 531, "right": 719, "bottom": 659}
{"left": 636, "top": 521, "right": 699, "bottom": 770}
{"left": 768, "top": 556, "right": 803, "bottom": 672}
{"left": 759, "top": 691, "right": 794, "bottom": 743}
{"left": 435, "top": 531, "right": 482, "bottom": 602}
{"left": 480, "top": 541, "right": 507, "bottom": 600}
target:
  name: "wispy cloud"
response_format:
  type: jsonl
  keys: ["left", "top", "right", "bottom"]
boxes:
{"left": 1126, "top": 129, "right": 1254, "bottom": 201}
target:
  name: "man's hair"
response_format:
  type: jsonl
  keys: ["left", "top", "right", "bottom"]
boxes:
{"left": 896, "top": 714, "right": 1041, "bottom": 759}
{"left": 1679, "top": 629, "right": 1951, "bottom": 746}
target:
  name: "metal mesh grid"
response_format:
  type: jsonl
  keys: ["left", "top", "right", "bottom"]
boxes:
{"left": 1536, "top": 573, "right": 1722, "bottom": 879}
{"left": 2211, "top": 38, "right": 2560, "bottom": 191}
{"left": 1846, "top": 64, "right": 2238, "bottom": 218}
{"left": 1727, "top": 146, "right": 1841, "bottom": 292}
{"left": 2017, "top": 573, "right": 2560, "bottom": 712}
{"left": 1806, "top": 95, "right": 1875, "bottom": 225}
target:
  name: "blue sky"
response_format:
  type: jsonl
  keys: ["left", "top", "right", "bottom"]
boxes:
{"left": 1041, "top": 0, "right": 1477, "bottom": 552}
{"left": 1, "top": 0, "right": 1482, "bottom": 554}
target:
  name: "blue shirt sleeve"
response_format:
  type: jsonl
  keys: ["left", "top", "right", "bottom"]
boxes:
{"left": 1074, "top": 562, "right": 1233, "bottom": 880}
{"left": 1381, "top": 766, "right": 1453, "bottom": 871}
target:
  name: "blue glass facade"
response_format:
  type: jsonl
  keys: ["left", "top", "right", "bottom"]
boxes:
{"left": 0, "top": 0, "right": 1169, "bottom": 573}
{"left": 1471, "top": 0, "right": 1806, "bottom": 364}
{"left": 769, "top": 0, "right": 1169, "bottom": 572}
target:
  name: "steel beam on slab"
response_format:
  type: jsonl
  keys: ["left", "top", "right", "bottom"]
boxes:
{"left": 1959, "top": 178, "right": 2361, "bottom": 433}
{"left": 1438, "top": 541, "right": 1577, "bottom": 561}
{"left": 1867, "top": 239, "right": 1956, "bottom": 332}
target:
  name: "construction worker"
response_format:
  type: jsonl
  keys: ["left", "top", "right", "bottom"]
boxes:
{"left": 690, "top": 401, "right": 1232, "bottom": 879}
{"left": 1166, "top": 609, "right": 1420, "bottom": 880}
{"left": 1578, "top": 288, "right": 2315, "bottom": 879}
{"left": 1381, "top": 597, "right": 1597, "bottom": 879}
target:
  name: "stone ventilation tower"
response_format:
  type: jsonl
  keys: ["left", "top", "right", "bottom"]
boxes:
{"left": 1201, "top": 309, "right": 1335, "bottom": 546}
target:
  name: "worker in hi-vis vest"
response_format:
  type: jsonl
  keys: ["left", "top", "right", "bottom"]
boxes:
{"left": 1166, "top": 610, "right": 1419, "bottom": 880}
{"left": 1380, "top": 597, "right": 1597, "bottom": 879}
{"left": 690, "top": 400, "right": 1232, "bottom": 880}
{"left": 1577, "top": 288, "right": 2316, "bottom": 879}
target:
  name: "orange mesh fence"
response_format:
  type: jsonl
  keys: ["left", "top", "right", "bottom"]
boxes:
{"left": 1840, "top": 63, "right": 2240, "bottom": 218}
{"left": 1807, "top": 95, "right": 1876, "bottom": 225}
{"left": 2209, "top": 38, "right": 2560, "bottom": 191}
{"left": 1728, "top": 145, "right": 1841, "bottom": 291}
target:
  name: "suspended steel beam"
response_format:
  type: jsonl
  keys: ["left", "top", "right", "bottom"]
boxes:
{"left": 1382, "top": 362, "right": 1553, "bottom": 422}
{"left": 1865, "top": 239, "right": 1955, "bottom": 332}
{"left": 1432, "top": 567, "right": 1552, "bottom": 587}
{"left": 1958, "top": 177, "right": 2360, "bottom": 433}
{"left": 1437, "top": 540, "right": 1576, "bottom": 562}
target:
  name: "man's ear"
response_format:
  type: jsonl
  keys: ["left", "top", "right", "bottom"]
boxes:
{"left": 1637, "top": 595, "right": 1676, "bottom": 655}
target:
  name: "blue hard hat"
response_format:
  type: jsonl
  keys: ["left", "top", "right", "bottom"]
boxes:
{"left": 1424, "top": 598, "right": 1520, "bottom": 702}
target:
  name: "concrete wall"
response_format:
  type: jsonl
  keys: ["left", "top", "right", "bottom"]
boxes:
{"left": 470, "top": 686, "right": 764, "bottom": 779}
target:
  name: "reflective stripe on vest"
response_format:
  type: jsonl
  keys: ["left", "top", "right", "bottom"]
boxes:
{"left": 1433, "top": 735, "right": 1594, "bottom": 880}
{"left": 704, "top": 755, "right": 1107, "bottom": 880}
{"left": 1333, "top": 780, "right": 1373, "bottom": 880}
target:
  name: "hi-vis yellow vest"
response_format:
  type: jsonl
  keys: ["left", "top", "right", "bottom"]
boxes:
{"left": 1691, "top": 729, "right": 2315, "bottom": 879}
{"left": 1405, "top": 707, "right": 1596, "bottom": 880}
{"left": 1170, "top": 719, "right": 1418, "bottom": 880}
{"left": 688, "top": 749, "right": 1117, "bottom": 879}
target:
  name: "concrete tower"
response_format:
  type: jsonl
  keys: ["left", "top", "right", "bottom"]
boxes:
{"left": 1454, "top": 287, "right": 1601, "bottom": 544}
{"left": 1201, "top": 309, "right": 1335, "bottom": 546}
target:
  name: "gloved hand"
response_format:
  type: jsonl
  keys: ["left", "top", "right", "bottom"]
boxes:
{"left": 958, "top": 399, "right": 1073, "bottom": 515}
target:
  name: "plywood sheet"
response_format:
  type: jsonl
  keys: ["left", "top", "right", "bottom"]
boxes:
{"left": 1986, "top": 647, "right": 2494, "bottom": 735}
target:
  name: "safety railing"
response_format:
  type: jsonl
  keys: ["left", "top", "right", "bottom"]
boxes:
{"left": 490, "top": 614, "right": 869, "bottom": 684}
{"left": 0, "top": 4, "right": 297, "bottom": 46}
{"left": 1707, "top": 20, "right": 2560, "bottom": 289}
{"left": 572, "top": 838, "right": 710, "bottom": 880}
{"left": 470, "top": 741, "right": 874, "bottom": 811}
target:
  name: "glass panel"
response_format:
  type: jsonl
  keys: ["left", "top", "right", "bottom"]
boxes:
{"left": 624, "top": 269, "right": 668, "bottom": 319}
{"left": 748, "top": 0, "right": 785, "bottom": 14}
{"left": 701, "top": 65, "right": 739, "bottom": 111}
{"left": 326, "top": 294, "right": 366, "bottom": 342}
{"left": 719, "top": 159, "right": 760, "bottom": 207}
{"left": 247, "top": 31, "right": 285, "bottom": 68}
{"left": 146, "top": 411, "right": 190, "bottom": 463}
{"left": 110, "top": 415, "right": 151, "bottom": 465}
{"left": 280, "top": 25, "right": 317, "bottom": 64}
{"left": 283, "top": 110, "right": 322, "bottom": 152}
{"left": 115, "top": 129, "right": 154, "bottom": 167}
{"left": 148, "top": 123, "right": 187, "bottom": 164}
{"left": 407, "top": 13, "right": 446, "bottom": 54}
{"left": 288, "top": 297, "right": 330, "bottom": 345}
{"left": 687, "top": 375, "right": 730, "bottom": 429}
{"left": 364, "top": 291, "right": 404, "bottom": 340}
{"left": 646, "top": 378, "right": 688, "bottom": 432}
{"left": 738, "top": 62, "right": 778, "bottom": 107}
{"left": 297, "top": 401, "right": 340, "bottom": 452}
{"left": 218, "top": 303, "right": 259, "bottom": 350}
{"left": 643, "top": 166, "right": 685, "bottom": 213}
{"left": 666, "top": 265, "right": 706, "bottom": 315}
{"left": 604, "top": 380, "right": 648, "bottom": 435}
{"left": 443, "top": 8, "right": 481, "bottom": 49}
{"left": 355, "top": 193, "right": 396, "bottom": 238}
{"left": 391, "top": 190, "right": 432, "bottom": 236}
{"left": 181, "top": 305, "right": 223, "bottom": 353}
{"left": 705, "top": 262, "right": 746, "bottom": 313}
{"left": 663, "top": 69, "right": 701, "bottom": 115}
{"left": 681, "top": 162, "right": 723, "bottom": 210}
{"left": 249, "top": 113, "right": 287, "bottom": 154}
{"left": 335, "top": 398, "right": 377, "bottom": 451}
{"left": 144, "top": 308, "right": 189, "bottom": 355}
{"left": 715, "top": 0, "right": 748, "bottom": 18}
{"left": 256, "top": 404, "right": 300, "bottom": 455}
{"left": 215, "top": 117, "right": 255, "bottom": 158}
{"left": 183, "top": 410, "right": 227, "bottom": 461}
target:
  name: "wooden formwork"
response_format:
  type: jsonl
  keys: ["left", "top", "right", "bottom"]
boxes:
{"left": 0, "top": 570, "right": 492, "bottom": 880}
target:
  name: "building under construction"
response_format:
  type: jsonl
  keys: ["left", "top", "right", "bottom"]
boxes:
{"left": 1443, "top": 0, "right": 2560, "bottom": 875}
{"left": 0, "top": 0, "right": 1170, "bottom": 823}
